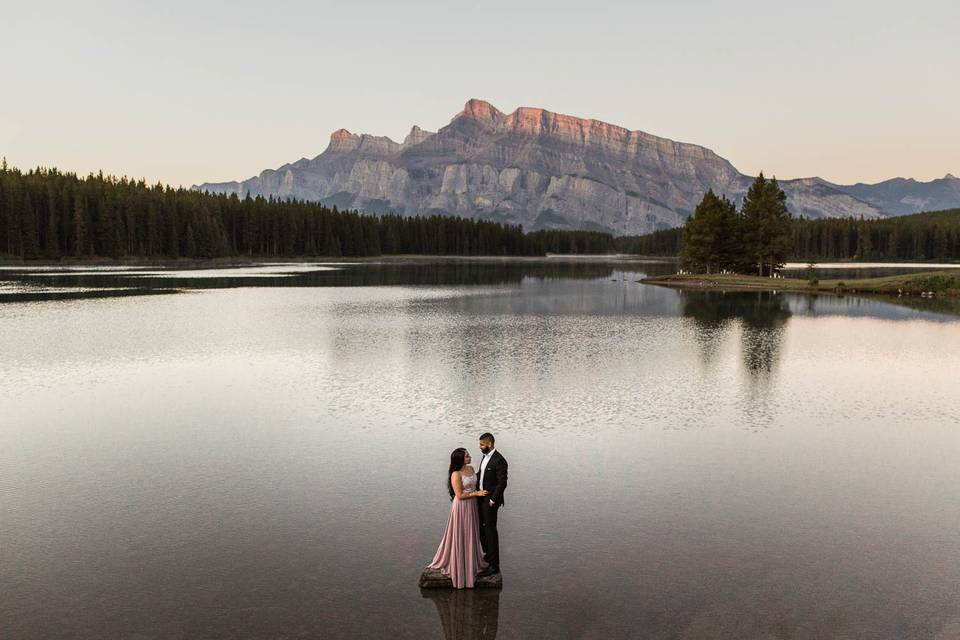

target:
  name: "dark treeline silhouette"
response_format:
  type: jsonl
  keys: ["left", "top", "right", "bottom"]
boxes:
{"left": 791, "top": 209, "right": 960, "bottom": 261}
{"left": 616, "top": 208, "right": 960, "bottom": 262}
{"left": 613, "top": 228, "right": 683, "bottom": 256}
{"left": 0, "top": 165, "right": 620, "bottom": 260}
{"left": 526, "top": 229, "right": 617, "bottom": 254}
{"left": 6, "top": 164, "right": 957, "bottom": 262}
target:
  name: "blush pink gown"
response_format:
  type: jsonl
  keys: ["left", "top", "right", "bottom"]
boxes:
{"left": 428, "top": 473, "right": 488, "bottom": 589}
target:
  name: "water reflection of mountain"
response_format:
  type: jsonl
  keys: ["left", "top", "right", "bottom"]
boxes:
{"left": 421, "top": 588, "right": 500, "bottom": 640}
{"left": 784, "top": 292, "right": 960, "bottom": 322}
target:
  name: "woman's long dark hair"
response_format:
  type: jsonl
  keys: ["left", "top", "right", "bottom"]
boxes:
{"left": 447, "top": 448, "right": 467, "bottom": 500}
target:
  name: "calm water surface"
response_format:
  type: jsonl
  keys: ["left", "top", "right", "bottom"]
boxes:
{"left": 1, "top": 260, "right": 959, "bottom": 639}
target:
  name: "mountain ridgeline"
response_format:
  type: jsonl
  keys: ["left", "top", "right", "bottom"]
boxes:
{"left": 195, "top": 99, "right": 960, "bottom": 235}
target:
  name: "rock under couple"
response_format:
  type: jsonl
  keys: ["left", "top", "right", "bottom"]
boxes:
{"left": 427, "top": 432, "right": 508, "bottom": 589}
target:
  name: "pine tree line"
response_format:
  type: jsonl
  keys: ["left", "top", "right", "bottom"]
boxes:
{"left": 5, "top": 163, "right": 957, "bottom": 263}
{"left": 0, "top": 164, "right": 615, "bottom": 260}
{"left": 791, "top": 210, "right": 960, "bottom": 261}
{"left": 612, "top": 228, "right": 683, "bottom": 256}
{"left": 617, "top": 204, "right": 960, "bottom": 263}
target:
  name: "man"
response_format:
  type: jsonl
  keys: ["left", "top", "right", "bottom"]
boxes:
{"left": 476, "top": 432, "right": 507, "bottom": 577}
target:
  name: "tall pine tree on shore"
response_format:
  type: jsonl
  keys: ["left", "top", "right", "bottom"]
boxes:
{"left": 679, "top": 190, "right": 740, "bottom": 273}
{"left": 740, "top": 173, "right": 793, "bottom": 276}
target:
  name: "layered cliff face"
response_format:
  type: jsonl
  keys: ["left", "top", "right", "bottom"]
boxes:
{"left": 195, "top": 100, "right": 956, "bottom": 234}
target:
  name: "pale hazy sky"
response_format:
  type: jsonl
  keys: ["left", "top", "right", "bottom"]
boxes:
{"left": 1, "top": 0, "right": 957, "bottom": 187}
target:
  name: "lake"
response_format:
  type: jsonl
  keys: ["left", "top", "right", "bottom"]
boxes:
{"left": 2, "top": 259, "right": 959, "bottom": 639}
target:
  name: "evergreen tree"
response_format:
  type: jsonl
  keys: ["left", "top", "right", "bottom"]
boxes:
{"left": 45, "top": 205, "right": 61, "bottom": 259}
{"left": 184, "top": 222, "right": 197, "bottom": 258}
{"left": 72, "top": 195, "right": 87, "bottom": 257}
{"left": 679, "top": 190, "right": 740, "bottom": 273}
{"left": 855, "top": 216, "right": 873, "bottom": 259}
{"left": 740, "top": 173, "right": 793, "bottom": 276}
{"left": 22, "top": 191, "right": 39, "bottom": 258}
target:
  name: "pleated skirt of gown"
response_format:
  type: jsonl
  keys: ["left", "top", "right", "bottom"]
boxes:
{"left": 428, "top": 493, "right": 487, "bottom": 588}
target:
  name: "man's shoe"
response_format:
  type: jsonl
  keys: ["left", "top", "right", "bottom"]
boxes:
{"left": 477, "top": 567, "right": 499, "bottom": 577}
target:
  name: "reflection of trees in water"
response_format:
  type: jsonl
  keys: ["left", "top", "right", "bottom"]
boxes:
{"left": 681, "top": 290, "right": 791, "bottom": 375}
{"left": 305, "top": 261, "right": 620, "bottom": 287}
{"left": 421, "top": 588, "right": 500, "bottom": 640}
{"left": 737, "top": 294, "right": 791, "bottom": 375}
{"left": 681, "top": 291, "right": 791, "bottom": 429}
{"left": 2, "top": 261, "right": 622, "bottom": 293}
{"left": 680, "top": 292, "right": 737, "bottom": 367}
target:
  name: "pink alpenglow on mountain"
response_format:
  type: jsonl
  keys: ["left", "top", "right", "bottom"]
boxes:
{"left": 195, "top": 100, "right": 960, "bottom": 234}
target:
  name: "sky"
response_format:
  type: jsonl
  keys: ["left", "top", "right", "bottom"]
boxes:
{"left": 1, "top": 0, "right": 957, "bottom": 188}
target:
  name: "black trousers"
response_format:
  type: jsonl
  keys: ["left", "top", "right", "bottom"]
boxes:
{"left": 478, "top": 500, "right": 500, "bottom": 570}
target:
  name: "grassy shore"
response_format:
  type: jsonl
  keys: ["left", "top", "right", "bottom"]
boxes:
{"left": 641, "top": 270, "right": 960, "bottom": 297}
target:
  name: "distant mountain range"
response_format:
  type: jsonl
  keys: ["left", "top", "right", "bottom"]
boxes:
{"left": 195, "top": 99, "right": 960, "bottom": 235}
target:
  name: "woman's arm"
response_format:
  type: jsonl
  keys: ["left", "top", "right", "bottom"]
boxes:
{"left": 451, "top": 472, "right": 486, "bottom": 500}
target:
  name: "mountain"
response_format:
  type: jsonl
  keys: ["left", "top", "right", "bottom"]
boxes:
{"left": 823, "top": 174, "right": 960, "bottom": 216}
{"left": 194, "top": 100, "right": 958, "bottom": 235}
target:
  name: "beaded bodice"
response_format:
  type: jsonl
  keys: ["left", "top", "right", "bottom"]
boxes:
{"left": 461, "top": 473, "right": 478, "bottom": 492}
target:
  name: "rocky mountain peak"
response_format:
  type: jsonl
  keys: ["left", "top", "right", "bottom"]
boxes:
{"left": 402, "top": 125, "right": 434, "bottom": 148}
{"left": 356, "top": 134, "right": 400, "bottom": 156}
{"left": 946, "top": 173, "right": 958, "bottom": 181}
{"left": 502, "top": 106, "right": 549, "bottom": 135}
{"left": 328, "top": 128, "right": 360, "bottom": 153}
{"left": 501, "top": 105, "right": 630, "bottom": 143}
{"left": 459, "top": 98, "right": 504, "bottom": 125}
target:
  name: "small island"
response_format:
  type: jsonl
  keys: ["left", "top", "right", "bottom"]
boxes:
{"left": 641, "top": 174, "right": 960, "bottom": 300}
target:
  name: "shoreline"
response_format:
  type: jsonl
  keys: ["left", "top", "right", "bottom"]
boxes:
{"left": 641, "top": 271, "right": 960, "bottom": 298}
{"left": 0, "top": 254, "right": 677, "bottom": 267}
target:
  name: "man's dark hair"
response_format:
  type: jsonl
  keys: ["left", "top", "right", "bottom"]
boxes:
{"left": 479, "top": 432, "right": 495, "bottom": 444}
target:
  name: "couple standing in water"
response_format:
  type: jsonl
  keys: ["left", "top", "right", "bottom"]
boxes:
{"left": 428, "top": 432, "right": 508, "bottom": 588}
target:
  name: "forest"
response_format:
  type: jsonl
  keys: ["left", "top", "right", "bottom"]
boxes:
{"left": 616, "top": 208, "right": 960, "bottom": 262}
{"left": 0, "top": 164, "right": 615, "bottom": 259}
{"left": 2, "top": 163, "right": 958, "bottom": 262}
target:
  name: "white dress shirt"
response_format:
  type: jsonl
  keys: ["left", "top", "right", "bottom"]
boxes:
{"left": 479, "top": 447, "right": 496, "bottom": 506}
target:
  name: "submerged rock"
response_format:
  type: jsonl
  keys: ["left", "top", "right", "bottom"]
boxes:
{"left": 419, "top": 567, "right": 502, "bottom": 589}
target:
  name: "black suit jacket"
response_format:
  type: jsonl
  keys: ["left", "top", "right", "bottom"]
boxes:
{"left": 479, "top": 451, "right": 508, "bottom": 507}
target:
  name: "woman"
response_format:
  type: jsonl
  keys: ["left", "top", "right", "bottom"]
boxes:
{"left": 427, "top": 448, "right": 488, "bottom": 588}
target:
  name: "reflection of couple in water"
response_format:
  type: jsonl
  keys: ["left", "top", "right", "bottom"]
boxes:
{"left": 422, "top": 588, "right": 500, "bottom": 640}
{"left": 427, "top": 432, "right": 508, "bottom": 588}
